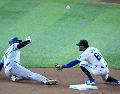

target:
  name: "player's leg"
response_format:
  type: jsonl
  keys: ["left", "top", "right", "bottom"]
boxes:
{"left": 10, "top": 64, "right": 57, "bottom": 85}
{"left": 5, "top": 64, "right": 23, "bottom": 81}
{"left": 29, "top": 72, "right": 57, "bottom": 85}
{"left": 5, "top": 66, "right": 12, "bottom": 78}
{"left": 102, "top": 74, "right": 120, "bottom": 85}
{"left": 79, "top": 61, "right": 95, "bottom": 85}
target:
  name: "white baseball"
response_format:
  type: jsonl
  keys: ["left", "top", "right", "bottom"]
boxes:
{"left": 66, "top": 5, "right": 70, "bottom": 9}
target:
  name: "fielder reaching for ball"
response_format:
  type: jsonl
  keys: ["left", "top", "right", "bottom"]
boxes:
{"left": 55, "top": 40, "right": 120, "bottom": 85}
{"left": 0, "top": 36, "right": 57, "bottom": 85}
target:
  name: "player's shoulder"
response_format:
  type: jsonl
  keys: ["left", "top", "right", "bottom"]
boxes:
{"left": 9, "top": 43, "right": 19, "bottom": 50}
{"left": 88, "top": 47, "right": 98, "bottom": 50}
{"left": 86, "top": 47, "right": 99, "bottom": 52}
{"left": 12, "top": 43, "right": 19, "bottom": 46}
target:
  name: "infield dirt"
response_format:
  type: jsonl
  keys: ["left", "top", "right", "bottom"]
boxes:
{"left": 0, "top": 68, "right": 120, "bottom": 94}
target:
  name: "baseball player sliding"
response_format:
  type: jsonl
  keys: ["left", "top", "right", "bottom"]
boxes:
{"left": 0, "top": 36, "right": 57, "bottom": 85}
{"left": 56, "top": 40, "right": 120, "bottom": 85}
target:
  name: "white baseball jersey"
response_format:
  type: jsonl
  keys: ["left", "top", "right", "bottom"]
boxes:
{"left": 2, "top": 43, "right": 20, "bottom": 68}
{"left": 1, "top": 42, "right": 50, "bottom": 83}
{"left": 77, "top": 47, "right": 107, "bottom": 67}
{"left": 77, "top": 47, "right": 109, "bottom": 77}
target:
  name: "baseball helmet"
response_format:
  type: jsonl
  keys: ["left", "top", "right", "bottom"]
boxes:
{"left": 76, "top": 40, "right": 89, "bottom": 48}
{"left": 9, "top": 37, "right": 22, "bottom": 46}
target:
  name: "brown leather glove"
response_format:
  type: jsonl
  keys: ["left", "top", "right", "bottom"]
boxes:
{"left": 55, "top": 64, "right": 64, "bottom": 71}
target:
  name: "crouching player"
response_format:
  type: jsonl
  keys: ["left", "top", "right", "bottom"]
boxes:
{"left": 55, "top": 40, "right": 120, "bottom": 85}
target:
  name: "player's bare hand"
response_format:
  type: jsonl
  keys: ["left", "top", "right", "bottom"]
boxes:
{"left": 26, "top": 36, "right": 31, "bottom": 42}
{"left": 55, "top": 64, "right": 63, "bottom": 71}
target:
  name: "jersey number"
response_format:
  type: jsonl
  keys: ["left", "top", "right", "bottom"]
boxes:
{"left": 94, "top": 53, "right": 102, "bottom": 61}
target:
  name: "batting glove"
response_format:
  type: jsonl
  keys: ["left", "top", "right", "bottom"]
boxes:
{"left": 26, "top": 36, "right": 31, "bottom": 42}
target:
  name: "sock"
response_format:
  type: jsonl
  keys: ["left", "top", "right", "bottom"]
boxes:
{"left": 80, "top": 66, "right": 94, "bottom": 80}
{"left": 106, "top": 76, "right": 118, "bottom": 83}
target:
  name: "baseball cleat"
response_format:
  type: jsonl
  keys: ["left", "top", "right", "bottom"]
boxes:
{"left": 116, "top": 80, "right": 120, "bottom": 85}
{"left": 11, "top": 75, "right": 16, "bottom": 82}
{"left": 44, "top": 80, "right": 58, "bottom": 85}
{"left": 85, "top": 79, "right": 95, "bottom": 85}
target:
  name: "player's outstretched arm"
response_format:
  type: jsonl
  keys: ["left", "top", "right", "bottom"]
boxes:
{"left": 55, "top": 59, "right": 80, "bottom": 71}
{"left": 17, "top": 36, "right": 31, "bottom": 49}
{"left": 63, "top": 59, "right": 80, "bottom": 68}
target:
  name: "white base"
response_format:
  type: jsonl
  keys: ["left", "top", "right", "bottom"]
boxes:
{"left": 69, "top": 84, "right": 98, "bottom": 90}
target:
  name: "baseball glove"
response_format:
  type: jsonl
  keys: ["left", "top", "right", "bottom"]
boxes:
{"left": 55, "top": 64, "right": 64, "bottom": 71}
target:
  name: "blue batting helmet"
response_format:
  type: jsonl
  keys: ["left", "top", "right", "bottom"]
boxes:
{"left": 9, "top": 37, "right": 22, "bottom": 46}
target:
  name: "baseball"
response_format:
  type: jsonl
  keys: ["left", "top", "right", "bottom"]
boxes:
{"left": 66, "top": 5, "right": 70, "bottom": 9}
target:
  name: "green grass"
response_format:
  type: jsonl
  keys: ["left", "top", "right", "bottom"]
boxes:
{"left": 0, "top": 0, "right": 120, "bottom": 69}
